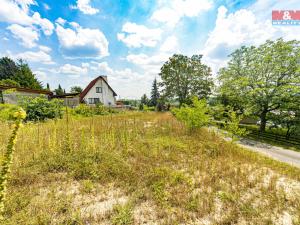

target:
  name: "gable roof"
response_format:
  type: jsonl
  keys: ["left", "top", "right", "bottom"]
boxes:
{"left": 0, "top": 85, "right": 52, "bottom": 95}
{"left": 80, "top": 76, "right": 117, "bottom": 101}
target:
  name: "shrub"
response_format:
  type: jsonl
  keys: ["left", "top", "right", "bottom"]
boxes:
{"left": 224, "top": 109, "right": 249, "bottom": 141}
{"left": 172, "top": 97, "right": 210, "bottom": 130}
{"left": 0, "top": 104, "right": 21, "bottom": 121}
{"left": 19, "top": 96, "right": 63, "bottom": 121}
{"left": 73, "top": 104, "right": 117, "bottom": 117}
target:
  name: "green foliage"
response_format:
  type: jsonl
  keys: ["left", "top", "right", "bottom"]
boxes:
{"left": 70, "top": 86, "right": 83, "bottom": 93}
{"left": 0, "top": 109, "right": 26, "bottom": 218}
{"left": 0, "top": 79, "right": 20, "bottom": 87}
{"left": 73, "top": 104, "right": 114, "bottom": 117}
{"left": 160, "top": 54, "right": 213, "bottom": 105}
{"left": 0, "top": 58, "right": 42, "bottom": 90}
{"left": 19, "top": 96, "right": 63, "bottom": 121}
{"left": 111, "top": 203, "right": 133, "bottom": 225}
{"left": 54, "top": 84, "right": 64, "bottom": 95}
{"left": 150, "top": 78, "right": 160, "bottom": 107}
{"left": 0, "top": 57, "right": 19, "bottom": 81}
{"left": 0, "top": 104, "right": 22, "bottom": 121}
{"left": 172, "top": 97, "right": 210, "bottom": 130}
{"left": 219, "top": 39, "right": 300, "bottom": 132}
{"left": 224, "top": 109, "right": 249, "bottom": 141}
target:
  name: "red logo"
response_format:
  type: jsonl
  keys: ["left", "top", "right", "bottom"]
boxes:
{"left": 272, "top": 10, "right": 300, "bottom": 20}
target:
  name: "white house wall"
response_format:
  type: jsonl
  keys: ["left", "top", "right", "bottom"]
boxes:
{"left": 83, "top": 79, "right": 116, "bottom": 106}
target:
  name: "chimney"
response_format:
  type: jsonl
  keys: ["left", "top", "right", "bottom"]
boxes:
{"left": 102, "top": 75, "right": 108, "bottom": 82}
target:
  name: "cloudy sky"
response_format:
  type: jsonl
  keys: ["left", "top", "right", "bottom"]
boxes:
{"left": 0, "top": 0, "right": 299, "bottom": 99}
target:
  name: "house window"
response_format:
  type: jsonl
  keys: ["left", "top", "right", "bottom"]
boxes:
{"left": 96, "top": 87, "right": 102, "bottom": 93}
{"left": 88, "top": 98, "right": 100, "bottom": 104}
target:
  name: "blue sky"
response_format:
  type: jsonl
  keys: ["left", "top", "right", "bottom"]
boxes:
{"left": 0, "top": 0, "right": 299, "bottom": 98}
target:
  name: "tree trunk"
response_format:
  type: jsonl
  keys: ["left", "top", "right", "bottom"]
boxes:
{"left": 260, "top": 110, "right": 267, "bottom": 132}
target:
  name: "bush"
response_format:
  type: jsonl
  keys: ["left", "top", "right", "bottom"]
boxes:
{"left": 19, "top": 96, "right": 63, "bottom": 121}
{"left": 73, "top": 104, "right": 117, "bottom": 117}
{"left": 172, "top": 97, "right": 210, "bottom": 130}
{"left": 224, "top": 109, "right": 249, "bottom": 141}
{"left": 0, "top": 104, "right": 22, "bottom": 121}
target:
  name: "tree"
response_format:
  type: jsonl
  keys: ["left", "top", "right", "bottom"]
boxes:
{"left": 14, "top": 60, "right": 43, "bottom": 89}
{"left": 268, "top": 99, "right": 300, "bottom": 139}
{"left": 172, "top": 97, "right": 210, "bottom": 130}
{"left": 159, "top": 54, "right": 213, "bottom": 106}
{"left": 46, "top": 83, "right": 50, "bottom": 91}
{"left": 150, "top": 78, "right": 160, "bottom": 107}
{"left": 55, "top": 84, "right": 64, "bottom": 95}
{"left": 0, "top": 79, "right": 20, "bottom": 87}
{"left": 0, "top": 57, "right": 42, "bottom": 90}
{"left": 0, "top": 57, "right": 18, "bottom": 80}
{"left": 139, "top": 94, "right": 149, "bottom": 110}
{"left": 70, "top": 86, "right": 83, "bottom": 93}
{"left": 219, "top": 39, "right": 300, "bottom": 132}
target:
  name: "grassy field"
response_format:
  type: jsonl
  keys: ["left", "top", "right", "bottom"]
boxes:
{"left": 0, "top": 112, "right": 299, "bottom": 224}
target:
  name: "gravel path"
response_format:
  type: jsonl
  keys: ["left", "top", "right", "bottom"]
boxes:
{"left": 237, "top": 138, "right": 300, "bottom": 168}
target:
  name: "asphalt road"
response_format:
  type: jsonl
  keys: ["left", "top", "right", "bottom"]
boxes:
{"left": 238, "top": 138, "right": 300, "bottom": 168}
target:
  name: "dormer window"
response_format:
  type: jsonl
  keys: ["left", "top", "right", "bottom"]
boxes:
{"left": 96, "top": 87, "right": 102, "bottom": 93}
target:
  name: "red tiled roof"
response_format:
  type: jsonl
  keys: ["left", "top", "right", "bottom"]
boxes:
{"left": 79, "top": 76, "right": 117, "bottom": 102}
{"left": 0, "top": 85, "right": 52, "bottom": 95}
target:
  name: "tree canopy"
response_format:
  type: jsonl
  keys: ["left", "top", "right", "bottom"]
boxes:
{"left": 70, "top": 86, "right": 83, "bottom": 93}
{"left": 0, "top": 57, "right": 42, "bottom": 90}
{"left": 218, "top": 39, "right": 300, "bottom": 131}
{"left": 159, "top": 54, "right": 213, "bottom": 106}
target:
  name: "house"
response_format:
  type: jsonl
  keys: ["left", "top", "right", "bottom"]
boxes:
{"left": 80, "top": 76, "right": 117, "bottom": 106}
{"left": 0, "top": 85, "right": 52, "bottom": 104}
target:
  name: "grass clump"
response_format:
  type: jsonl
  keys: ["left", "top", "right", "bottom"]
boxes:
{"left": 111, "top": 203, "right": 133, "bottom": 225}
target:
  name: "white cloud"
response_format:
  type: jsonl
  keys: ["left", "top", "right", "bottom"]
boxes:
{"left": 117, "top": 22, "right": 162, "bottom": 48}
{"left": 70, "top": 22, "right": 80, "bottom": 29}
{"left": 72, "top": 0, "right": 99, "bottom": 15}
{"left": 33, "top": 70, "right": 47, "bottom": 80}
{"left": 202, "top": 5, "right": 300, "bottom": 75}
{"left": 160, "top": 36, "right": 179, "bottom": 53}
{"left": 32, "top": 12, "right": 54, "bottom": 35}
{"left": 55, "top": 17, "right": 66, "bottom": 26}
{"left": 0, "top": 0, "right": 54, "bottom": 36}
{"left": 55, "top": 23, "right": 109, "bottom": 58}
{"left": 39, "top": 45, "right": 51, "bottom": 52}
{"left": 91, "top": 61, "right": 113, "bottom": 74}
{"left": 0, "top": 0, "right": 33, "bottom": 25}
{"left": 43, "top": 3, "right": 50, "bottom": 10}
{"left": 151, "top": 0, "right": 212, "bottom": 26}
{"left": 12, "top": 50, "right": 54, "bottom": 65}
{"left": 59, "top": 63, "right": 88, "bottom": 77}
{"left": 126, "top": 53, "right": 168, "bottom": 69}
{"left": 7, "top": 24, "right": 38, "bottom": 48}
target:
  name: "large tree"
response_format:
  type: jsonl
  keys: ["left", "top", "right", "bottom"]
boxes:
{"left": 150, "top": 78, "right": 159, "bottom": 107}
{"left": 219, "top": 39, "right": 300, "bottom": 132}
{"left": 15, "top": 60, "right": 43, "bottom": 89}
{"left": 159, "top": 54, "right": 213, "bottom": 106}
{"left": 0, "top": 57, "right": 42, "bottom": 89}
{"left": 0, "top": 57, "right": 19, "bottom": 80}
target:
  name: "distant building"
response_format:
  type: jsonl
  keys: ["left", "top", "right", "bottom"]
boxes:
{"left": 51, "top": 93, "right": 80, "bottom": 108}
{"left": 0, "top": 85, "right": 52, "bottom": 104}
{"left": 80, "top": 76, "right": 117, "bottom": 106}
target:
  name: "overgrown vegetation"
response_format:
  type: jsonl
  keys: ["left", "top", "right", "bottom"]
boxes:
{"left": 0, "top": 112, "right": 299, "bottom": 224}
{"left": 19, "top": 96, "right": 63, "bottom": 121}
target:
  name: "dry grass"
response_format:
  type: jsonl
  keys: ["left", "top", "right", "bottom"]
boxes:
{"left": 0, "top": 112, "right": 299, "bottom": 224}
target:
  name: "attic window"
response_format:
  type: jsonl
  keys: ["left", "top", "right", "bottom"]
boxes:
{"left": 96, "top": 87, "right": 102, "bottom": 93}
